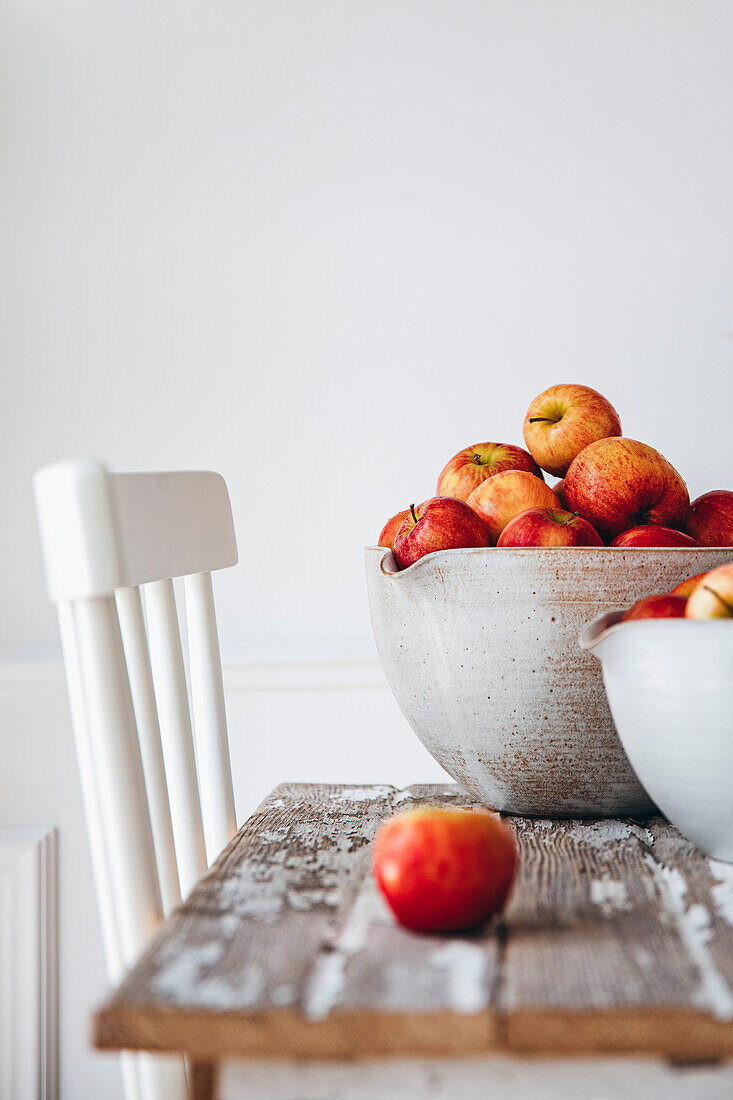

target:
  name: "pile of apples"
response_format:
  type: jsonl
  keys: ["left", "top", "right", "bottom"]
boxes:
{"left": 378, "top": 383, "right": 733, "bottom": 570}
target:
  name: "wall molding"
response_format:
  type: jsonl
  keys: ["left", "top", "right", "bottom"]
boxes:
{"left": 0, "top": 642, "right": 387, "bottom": 696}
{"left": 0, "top": 828, "right": 57, "bottom": 1100}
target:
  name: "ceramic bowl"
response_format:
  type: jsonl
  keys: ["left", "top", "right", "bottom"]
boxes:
{"left": 365, "top": 546, "right": 730, "bottom": 817}
{"left": 581, "top": 611, "right": 733, "bottom": 859}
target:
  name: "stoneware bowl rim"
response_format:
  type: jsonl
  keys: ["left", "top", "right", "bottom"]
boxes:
{"left": 369, "top": 542, "right": 726, "bottom": 581}
{"left": 579, "top": 609, "right": 733, "bottom": 652}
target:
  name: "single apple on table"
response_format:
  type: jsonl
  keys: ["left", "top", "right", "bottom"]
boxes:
{"left": 377, "top": 509, "right": 412, "bottom": 551}
{"left": 497, "top": 507, "right": 603, "bottom": 547}
{"left": 610, "top": 525, "right": 699, "bottom": 548}
{"left": 670, "top": 572, "right": 708, "bottom": 598}
{"left": 564, "top": 438, "right": 689, "bottom": 542}
{"left": 684, "top": 490, "right": 733, "bottom": 547}
{"left": 522, "top": 384, "right": 622, "bottom": 477}
{"left": 436, "top": 441, "right": 543, "bottom": 502}
{"left": 685, "top": 563, "right": 733, "bottom": 619}
{"left": 467, "top": 470, "right": 560, "bottom": 543}
{"left": 372, "top": 806, "right": 517, "bottom": 933}
{"left": 393, "top": 496, "right": 488, "bottom": 569}
{"left": 622, "top": 594, "right": 688, "bottom": 621}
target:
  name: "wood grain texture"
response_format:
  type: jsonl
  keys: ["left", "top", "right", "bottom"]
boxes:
{"left": 95, "top": 784, "right": 733, "bottom": 1061}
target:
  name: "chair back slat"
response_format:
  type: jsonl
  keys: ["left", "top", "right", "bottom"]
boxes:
{"left": 72, "top": 596, "right": 163, "bottom": 963}
{"left": 144, "top": 578, "right": 208, "bottom": 899}
{"left": 56, "top": 601, "right": 125, "bottom": 981}
{"left": 116, "top": 586, "right": 181, "bottom": 915}
{"left": 184, "top": 571, "right": 237, "bottom": 864}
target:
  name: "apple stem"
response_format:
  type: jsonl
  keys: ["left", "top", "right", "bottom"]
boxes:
{"left": 410, "top": 503, "right": 418, "bottom": 525}
{"left": 702, "top": 584, "right": 733, "bottom": 615}
{"left": 528, "top": 417, "right": 554, "bottom": 423}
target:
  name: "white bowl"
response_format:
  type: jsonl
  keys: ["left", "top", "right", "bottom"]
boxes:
{"left": 366, "top": 545, "right": 730, "bottom": 817}
{"left": 581, "top": 611, "right": 733, "bottom": 860}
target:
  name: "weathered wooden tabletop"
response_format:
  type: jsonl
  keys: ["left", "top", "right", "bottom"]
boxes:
{"left": 96, "top": 783, "right": 733, "bottom": 1063}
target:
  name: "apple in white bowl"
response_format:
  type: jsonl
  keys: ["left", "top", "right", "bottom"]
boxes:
{"left": 686, "top": 563, "right": 733, "bottom": 618}
{"left": 377, "top": 509, "right": 412, "bottom": 552}
{"left": 497, "top": 507, "right": 603, "bottom": 547}
{"left": 610, "top": 525, "right": 699, "bottom": 548}
{"left": 436, "top": 441, "right": 543, "bottom": 502}
{"left": 684, "top": 491, "right": 733, "bottom": 547}
{"left": 523, "top": 384, "right": 622, "bottom": 477}
{"left": 564, "top": 438, "right": 689, "bottom": 542}
{"left": 393, "top": 497, "right": 488, "bottom": 569}
{"left": 467, "top": 470, "right": 560, "bottom": 543}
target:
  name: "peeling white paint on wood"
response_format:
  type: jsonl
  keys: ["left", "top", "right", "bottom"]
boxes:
{"left": 645, "top": 856, "right": 733, "bottom": 1021}
{"left": 590, "top": 877, "right": 630, "bottom": 916}
{"left": 710, "top": 860, "right": 733, "bottom": 927}
{"left": 304, "top": 877, "right": 390, "bottom": 1022}
{"left": 430, "top": 942, "right": 489, "bottom": 1014}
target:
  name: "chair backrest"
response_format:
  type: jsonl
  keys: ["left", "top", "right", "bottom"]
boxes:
{"left": 34, "top": 460, "right": 238, "bottom": 995}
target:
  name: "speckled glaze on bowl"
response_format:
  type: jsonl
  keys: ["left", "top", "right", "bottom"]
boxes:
{"left": 365, "top": 546, "right": 730, "bottom": 817}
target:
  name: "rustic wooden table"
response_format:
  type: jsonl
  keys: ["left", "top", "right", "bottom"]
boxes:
{"left": 96, "top": 784, "right": 733, "bottom": 1099}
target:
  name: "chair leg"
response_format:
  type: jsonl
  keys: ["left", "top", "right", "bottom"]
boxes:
{"left": 190, "top": 1060, "right": 219, "bottom": 1100}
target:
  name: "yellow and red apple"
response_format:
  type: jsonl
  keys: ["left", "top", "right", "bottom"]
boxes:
{"left": 497, "top": 507, "right": 603, "bottom": 547}
{"left": 685, "top": 563, "right": 733, "bottom": 619}
{"left": 378, "top": 509, "right": 412, "bottom": 552}
{"left": 523, "top": 384, "right": 622, "bottom": 477}
{"left": 670, "top": 572, "right": 708, "bottom": 598}
{"left": 372, "top": 806, "right": 517, "bottom": 933}
{"left": 564, "top": 438, "right": 689, "bottom": 542}
{"left": 684, "top": 490, "right": 733, "bottom": 547}
{"left": 437, "top": 442, "right": 543, "bottom": 502}
{"left": 610, "top": 525, "right": 699, "bottom": 548}
{"left": 393, "top": 496, "right": 488, "bottom": 569}
{"left": 467, "top": 470, "right": 560, "bottom": 543}
{"left": 622, "top": 594, "right": 688, "bottom": 621}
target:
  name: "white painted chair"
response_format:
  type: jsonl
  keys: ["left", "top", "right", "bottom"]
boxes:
{"left": 34, "top": 460, "right": 239, "bottom": 1100}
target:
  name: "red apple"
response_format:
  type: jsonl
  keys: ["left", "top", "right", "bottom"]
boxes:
{"left": 467, "top": 471, "right": 560, "bottom": 543}
{"left": 372, "top": 806, "right": 517, "bottom": 933}
{"left": 377, "top": 509, "right": 411, "bottom": 551}
{"left": 670, "top": 572, "right": 708, "bottom": 598}
{"left": 622, "top": 594, "right": 688, "bottom": 621}
{"left": 436, "top": 441, "right": 543, "bottom": 502}
{"left": 564, "top": 438, "right": 689, "bottom": 542}
{"left": 523, "top": 384, "right": 622, "bottom": 477}
{"left": 610, "top": 525, "right": 699, "bottom": 548}
{"left": 686, "top": 563, "right": 733, "bottom": 619}
{"left": 684, "top": 490, "right": 733, "bottom": 547}
{"left": 497, "top": 507, "right": 603, "bottom": 547}
{"left": 393, "top": 496, "right": 488, "bottom": 569}
{"left": 553, "top": 479, "right": 568, "bottom": 508}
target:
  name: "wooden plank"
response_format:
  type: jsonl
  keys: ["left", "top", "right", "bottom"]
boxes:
{"left": 95, "top": 784, "right": 501, "bottom": 1058}
{"left": 95, "top": 784, "right": 733, "bottom": 1062}
{"left": 502, "top": 816, "right": 733, "bottom": 1058}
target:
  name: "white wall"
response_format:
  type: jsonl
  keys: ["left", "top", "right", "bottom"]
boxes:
{"left": 3, "top": 0, "right": 733, "bottom": 651}
{"left": 2, "top": 1, "right": 733, "bottom": 1096}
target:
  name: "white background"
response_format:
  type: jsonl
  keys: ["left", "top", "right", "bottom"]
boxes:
{"left": 2, "top": 1, "right": 732, "bottom": 1096}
